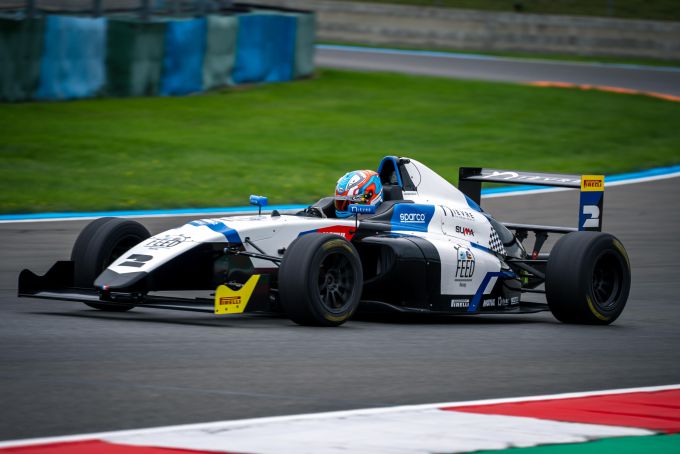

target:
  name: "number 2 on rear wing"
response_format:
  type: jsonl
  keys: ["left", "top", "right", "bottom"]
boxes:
{"left": 458, "top": 168, "right": 604, "bottom": 232}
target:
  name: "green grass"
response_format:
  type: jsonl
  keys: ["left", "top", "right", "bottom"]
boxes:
{"left": 1, "top": 69, "right": 679, "bottom": 214}
{"left": 336, "top": 0, "right": 680, "bottom": 22}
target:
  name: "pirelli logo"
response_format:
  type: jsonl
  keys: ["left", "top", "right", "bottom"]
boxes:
{"left": 581, "top": 175, "right": 604, "bottom": 192}
{"left": 219, "top": 296, "right": 241, "bottom": 306}
{"left": 214, "top": 275, "right": 261, "bottom": 315}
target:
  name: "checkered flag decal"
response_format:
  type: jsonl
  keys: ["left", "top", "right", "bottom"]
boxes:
{"left": 489, "top": 227, "right": 506, "bottom": 255}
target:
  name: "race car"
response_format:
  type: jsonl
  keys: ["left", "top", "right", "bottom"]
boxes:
{"left": 19, "top": 156, "right": 631, "bottom": 326}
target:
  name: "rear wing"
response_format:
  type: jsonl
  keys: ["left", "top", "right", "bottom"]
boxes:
{"left": 458, "top": 168, "right": 604, "bottom": 232}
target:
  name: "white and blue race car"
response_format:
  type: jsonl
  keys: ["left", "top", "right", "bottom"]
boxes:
{"left": 19, "top": 156, "right": 631, "bottom": 326}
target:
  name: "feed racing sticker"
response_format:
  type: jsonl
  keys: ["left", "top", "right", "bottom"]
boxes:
{"left": 390, "top": 204, "right": 436, "bottom": 232}
{"left": 428, "top": 236, "right": 502, "bottom": 297}
{"left": 455, "top": 244, "right": 476, "bottom": 281}
{"left": 145, "top": 234, "right": 190, "bottom": 249}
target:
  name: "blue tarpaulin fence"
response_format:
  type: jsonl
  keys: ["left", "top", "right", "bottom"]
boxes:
{"left": 1, "top": 7, "right": 316, "bottom": 101}
{"left": 202, "top": 15, "right": 238, "bottom": 91}
{"left": 36, "top": 15, "right": 107, "bottom": 100}
{"left": 232, "top": 13, "right": 297, "bottom": 84}
{"left": 160, "top": 17, "right": 206, "bottom": 96}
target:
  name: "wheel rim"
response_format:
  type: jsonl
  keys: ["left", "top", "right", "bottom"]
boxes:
{"left": 317, "top": 252, "right": 355, "bottom": 313}
{"left": 590, "top": 252, "right": 623, "bottom": 311}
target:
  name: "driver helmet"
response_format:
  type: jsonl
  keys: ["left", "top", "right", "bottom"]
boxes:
{"left": 335, "top": 170, "right": 383, "bottom": 218}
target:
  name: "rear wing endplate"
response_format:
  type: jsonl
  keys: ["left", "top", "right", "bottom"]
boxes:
{"left": 458, "top": 168, "right": 605, "bottom": 232}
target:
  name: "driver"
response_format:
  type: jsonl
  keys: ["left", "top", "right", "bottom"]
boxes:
{"left": 334, "top": 170, "right": 384, "bottom": 218}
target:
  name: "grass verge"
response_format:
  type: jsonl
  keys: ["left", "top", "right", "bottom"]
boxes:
{"left": 1, "top": 69, "right": 679, "bottom": 213}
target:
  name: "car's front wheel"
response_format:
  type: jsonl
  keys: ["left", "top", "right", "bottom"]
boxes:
{"left": 279, "top": 233, "right": 363, "bottom": 326}
{"left": 71, "top": 217, "right": 151, "bottom": 311}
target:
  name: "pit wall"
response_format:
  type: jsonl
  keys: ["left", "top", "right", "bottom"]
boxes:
{"left": 263, "top": 0, "right": 680, "bottom": 61}
{"left": 0, "top": 9, "right": 315, "bottom": 101}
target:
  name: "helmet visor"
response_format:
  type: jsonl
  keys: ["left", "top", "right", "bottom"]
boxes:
{"left": 334, "top": 198, "right": 349, "bottom": 213}
{"left": 334, "top": 194, "right": 369, "bottom": 213}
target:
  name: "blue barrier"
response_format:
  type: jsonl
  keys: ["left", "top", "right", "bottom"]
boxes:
{"left": 160, "top": 18, "right": 206, "bottom": 96}
{"left": 2, "top": 10, "right": 314, "bottom": 101}
{"left": 36, "top": 15, "right": 107, "bottom": 100}
{"left": 232, "top": 13, "right": 296, "bottom": 84}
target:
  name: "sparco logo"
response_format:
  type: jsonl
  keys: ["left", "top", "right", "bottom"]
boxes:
{"left": 455, "top": 245, "right": 475, "bottom": 278}
{"left": 399, "top": 213, "right": 426, "bottom": 223}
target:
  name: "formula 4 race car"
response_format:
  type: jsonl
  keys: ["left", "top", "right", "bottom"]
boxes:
{"left": 19, "top": 157, "right": 631, "bottom": 326}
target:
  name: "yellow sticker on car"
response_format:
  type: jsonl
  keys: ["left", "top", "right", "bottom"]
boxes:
{"left": 214, "top": 274, "right": 260, "bottom": 315}
{"left": 580, "top": 175, "right": 604, "bottom": 192}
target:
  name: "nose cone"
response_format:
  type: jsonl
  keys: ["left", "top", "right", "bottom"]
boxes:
{"left": 94, "top": 269, "right": 147, "bottom": 291}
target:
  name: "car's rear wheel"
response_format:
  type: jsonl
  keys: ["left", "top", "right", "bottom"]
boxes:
{"left": 279, "top": 233, "right": 363, "bottom": 326}
{"left": 71, "top": 217, "right": 150, "bottom": 311}
{"left": 545, "top": 231, "right": 631, "bottom": 324}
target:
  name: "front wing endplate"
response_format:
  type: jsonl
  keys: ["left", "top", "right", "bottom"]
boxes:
{"left": 214, "top": 274, "right": 261, "bottom": 315}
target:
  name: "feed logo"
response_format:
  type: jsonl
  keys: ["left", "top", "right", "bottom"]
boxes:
{"left": 455, "top": 246, "right": 475, "bottom": 278}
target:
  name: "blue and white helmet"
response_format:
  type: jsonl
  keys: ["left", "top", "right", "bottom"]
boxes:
{"left": 335, "top": 170, "right": 384, "bottom": 218}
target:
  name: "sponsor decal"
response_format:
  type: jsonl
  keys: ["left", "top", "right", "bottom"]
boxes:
{"left": 391, "top": 204, "right": 435, "bottom": 232}
{"left": 145, "top": 234, "right": 189, "bottom": 249}
{"left": 482, "top": 171, "right": 520, "bottom": 180}
{"left": 482, "top": 170, "right": 580, "bottom": 185}
{"left": 580, "top": 175, "right": 605, "bottom": 192}
{"left": 443, "top": 206, "right": 476, "bottom": 221}
{"left": 315, "top": 225, "right": 355, "bottom": 240}
{"left": 455, "top": 226, "right": 474, "bottom": 236}
{"left": 582, "top": 179, "right": 603, "bottom": 189}
{"left": 454, "top": 245, "right": 476, "bottom": 279}
{"left": 479, "top": 296, "right": 521, "bottom": 308}
{"left": 450, "top": 299, "right": 469, "bottom": 309}
{"left": 399, "top": 212, "right": 426, "bottom": 223}
{"left": 219, "top": 296, "right": 241, "bottom": 306}
{"left": 350, "top": 204, "right": 377, "bottom": 214}
{"left": 498, "top": 296, "right": 520, "bottom": 306}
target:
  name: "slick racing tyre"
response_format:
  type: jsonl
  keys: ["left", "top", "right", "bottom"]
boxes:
{"left": 545, "top": 232, "right": 631, "bottom": 325}
{"left": 71, "top": 217, "right": 151, "bottom": 311}
{"left": 279, "top": 233, "right": 363, "bottom": 327}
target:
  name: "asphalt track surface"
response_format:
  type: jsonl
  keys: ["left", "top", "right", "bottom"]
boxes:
{"left": 1, "top": 177, "right": 679, "bottom": 441}
{"left": 316, "top": 46, "right": 680, "bottom": 97}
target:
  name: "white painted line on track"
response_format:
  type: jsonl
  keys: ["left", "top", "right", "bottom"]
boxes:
{"left": 0, "top": 383, "right": 677, "bottom": 449}
{"left": 317, "top": 44, "right": 680, "bottom": 74}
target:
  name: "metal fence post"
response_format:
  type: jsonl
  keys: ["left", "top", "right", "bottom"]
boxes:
{"left": 26, "top": 0, "right": 36, "bottom": 18}
{"left": 141, "top": 0, "right": 151, "bottom": 21}
{"left": 94, "top": 0, "right": 103, "bottom": 17}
